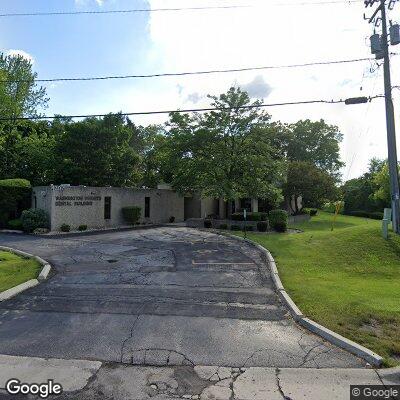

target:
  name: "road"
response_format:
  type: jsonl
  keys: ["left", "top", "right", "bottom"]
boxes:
{"left": 0, "top": 227, "right": 364, "bottom": 368}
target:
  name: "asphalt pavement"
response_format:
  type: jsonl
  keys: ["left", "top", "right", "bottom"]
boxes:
{"left": 0, "top": 228, "right": 365, "bottom": 368}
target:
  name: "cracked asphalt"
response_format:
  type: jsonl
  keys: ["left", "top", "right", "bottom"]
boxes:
{"left": 0, "top": 228, "right": 365, "bottom": 369}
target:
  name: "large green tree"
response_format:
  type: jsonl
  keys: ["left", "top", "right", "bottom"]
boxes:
{"left": 341, "top": 158, "right": 388, "bottom": 213}
{"left": 285, "top": 119, "right": 344, "bottom": 178}
{"left": 0, "top": 53, "right": 48, "bottom": 121}
{"left": 284, "top": 161, "right": 338, "bottom": 212}
{"left": 163, "top": 87, "right": 285, "bottom": 204}
{"left": 54, "top": 114, "right": 141, "bottom": 187}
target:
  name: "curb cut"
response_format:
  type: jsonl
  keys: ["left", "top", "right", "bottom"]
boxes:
{"left": 209, "top": 230, "right": 384, "bottom": 367}
{"left": 0, "top": 246, "right": 52, "bottom": 301}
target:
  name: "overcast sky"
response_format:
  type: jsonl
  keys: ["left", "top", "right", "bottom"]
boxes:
{"left": 1, "top": 0, "right": 400, "bottom": 180}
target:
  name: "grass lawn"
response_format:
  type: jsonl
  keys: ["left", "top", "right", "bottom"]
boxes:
{"left": 0, "top": 251, "right": 41, "bottom": 293}
{"left": 234, "top": 211, "right": 400, "bottom": 366}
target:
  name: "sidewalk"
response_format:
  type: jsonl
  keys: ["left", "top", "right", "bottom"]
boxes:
{"left": 0, "top": 355, "right": 399, "bottom": 400}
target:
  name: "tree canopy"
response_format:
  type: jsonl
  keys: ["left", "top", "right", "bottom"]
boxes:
{"left": 0, "top": 54, "right": 346, "bottom": 211}
{"left": 161, "top": 87, "right": 285, "bottom": 205}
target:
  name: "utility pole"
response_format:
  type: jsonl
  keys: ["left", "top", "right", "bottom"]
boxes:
{"left": 365, "top": 0, "right": 400, "bottom": 234}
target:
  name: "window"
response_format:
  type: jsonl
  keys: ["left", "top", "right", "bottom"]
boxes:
{"left": 104, "top": 197, "right": 111, "bottom": 220}
{"left": 145, "top": 197, "right": 150, "bottom": 218}
{"left": 240, "top": 198, "right": 252, "bottom": 212}
{"left": 34, "top": 196, "right": 37, "bottom": 209}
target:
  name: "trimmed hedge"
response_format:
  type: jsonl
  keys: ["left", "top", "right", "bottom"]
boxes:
{"left": 218, "top": 224, "right": 228, "bottom": 230}
{"left": 122, "top": 206, "right": 141, "bottom": 224}
{"left": 21, "top": 208, "right": 49, "bottom": 233}
{"left": 257, "top": 221, "right": 268, "bottom": 232}
{"left": 0, "top": 179, "right": 31, "bottom": 227}
{"left": 231, "top": 225, "right": 241, "bottom": 231}
{"left": 204, "top": 219, "right": 212, "bottom": 228}
{"left": 60, "top": 223, "right": 71, "bottom": 232}
{"left": 231, "top": 212, "right": 268, "bottom": 221}
{"left": 7, "top": 218, "right": 23, "bottom": 230}
{"left": 345, "top": 210, "right": 384, "bottom": 220}
{"left": 78, "top": 225, "right": 87, "bottom": 231}
{"left": 269, "top": 209, "right": 288, "bottom": 232}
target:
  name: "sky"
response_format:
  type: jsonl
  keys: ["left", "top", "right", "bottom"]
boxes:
{"left": 1, "top": 0, "right": 400, "bottom": 180}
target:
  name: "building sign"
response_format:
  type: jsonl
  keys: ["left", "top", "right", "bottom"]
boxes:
{"left": 55, "top": 195, "right": 102, "bottom": 207}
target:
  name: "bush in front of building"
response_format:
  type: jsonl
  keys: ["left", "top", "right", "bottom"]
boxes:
{"left": 0, "top": 179, "right": 31, "bottom": 228}
{"left": 122, "top": 206, "right": 141, "bottom": 224}
{"left": 231, "top": 212, "right": 268, "bottom": 221}
{"left": 21, "top": 208, "right": 49, "bottom": 233}
{"left": 7, "top": 219, "right": 23, "bottom": 231}
{"left": 78, "top": 224, "right": 88, "bottom": 231}
{"left": 60, "top": 224, "right": 71, "bottom": 232}
{"left": 269, "top": 209, "right": 288, "bottom": 233}
{"left": 257, "top": 221, "right": 269, "bottom": 232}
{"left": 169, "top": 216, "right": 175, "bottom": 223}
{"left": 230, "top": 225, "right": 241, "bottom": 231}
{"left": 204, "top": 219, "right": 212, "bottom": 228}
{"left": 218, "top": 223, "right": 228, "bottom": 230}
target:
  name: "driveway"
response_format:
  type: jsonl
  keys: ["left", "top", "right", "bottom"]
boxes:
{"left": 0, "top": 228, "right": 364, "bottom": 368}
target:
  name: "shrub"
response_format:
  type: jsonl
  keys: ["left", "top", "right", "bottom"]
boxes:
{"left": 78, "top": 224, "right": 87, "bottom": 231}
{"left": 231, "top": 225, "right": 241, "bottom": 231}
{"left": 21, "top": 209, "right": 49, "bottom": 233}
{"left": 231, "top": 213, "right": 245, "bottom": 221}
{"left": 169, "top": 216, "right": 175, "bottom": 223}
{"left": 218, "top": 224, "right": 228, "bottom": 230}
{"left": 269, "top": 209, "right": 288, "bottom": 232}
{"left": 0, "top": 179, "right": 31, "bottom": 227}
{"left": 122, "top": 206, "right": 141, "bottom": 224}
{"left": 245, "top": 226, "right": 254, "bottom": 231}
{"left": 346, "top": 210, "right": 384, "bottom": 220}
{"left": 303, "top": 208, "right": 318, "bottom": 216}
{"left": 60, "top": 224, "right": 71, "bottom": 232}
{"left": 7, "top": 218, "right": 23, "bottom": 230}
{"left": 257, "top": 221, "right": 268, "bottom": 232}
{"left": 204, "top": 219, "right": 212, "bottom": 228}
{"left": 231, "top": 212, "right": 268, "bottom": 222}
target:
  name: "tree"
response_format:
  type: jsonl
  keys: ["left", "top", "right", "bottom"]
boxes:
{"left": 284, "top": 161, "right": 338, "bottom": 213}
{"left": 372, "top": 162, "right": 392, "bottom": 206}
{"left": 341, "top": 158, "right": 388, "bottom": 213}
{"left": 0, "top": 53, "right": 48, "bottom": 121}
{"left": 163, "top": 87, "right": 285, "bottom": 205}
{"left": 285, "top": 119, "right": 344, "bottom": 178}
{"left": 54, "top": 114, "right": 141, "bottom": 187}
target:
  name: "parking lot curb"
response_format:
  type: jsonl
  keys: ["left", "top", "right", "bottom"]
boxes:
{"left": 210, "top": 230, "right": 384, "bottom": 367}
{"left": 0, "top": 246, "right": 52, "bottom": 301}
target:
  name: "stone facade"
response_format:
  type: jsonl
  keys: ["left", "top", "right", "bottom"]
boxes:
{"left": 32, "top": 186, "right": 184, "bottom": 232}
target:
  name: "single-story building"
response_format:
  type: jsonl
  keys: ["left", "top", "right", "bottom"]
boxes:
{"left": 32, "top": 184, "right": 300, "bottom": 232}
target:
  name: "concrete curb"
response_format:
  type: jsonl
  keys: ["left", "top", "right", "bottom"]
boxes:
{"left": 0, "top": 246, "right": 52, "bottom": 301}
{"left": 211, "top": 230, "right": 384, "bottom": 367}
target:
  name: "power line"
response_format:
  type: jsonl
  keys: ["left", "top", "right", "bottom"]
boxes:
{"left": 0, "top": 0, "right": 364, "bottom": 17}
{"left": 2, "top": 57, "right": 379, "bottom": 84}
{"left": 0, "top": 95, "right": 383, "bottom": 121}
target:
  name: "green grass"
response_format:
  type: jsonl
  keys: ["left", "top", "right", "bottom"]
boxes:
{"left": 0, "top": 251, "right": 41, "bottom": 293}
{"left": 235, "top": 212, "right": 400, "bottom": 366}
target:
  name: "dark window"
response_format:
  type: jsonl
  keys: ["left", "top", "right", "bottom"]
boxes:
{"left": 34, "top": 196, "right": 37, "bottom": 209}
{"left": 104, "top": 197, "right": 111, "bottom": 220}
{"left": 240, "top": 198, "right": 252, "bottom": 212}
{"left": 145, "top": 197, "right": 150, "bottom": 218}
